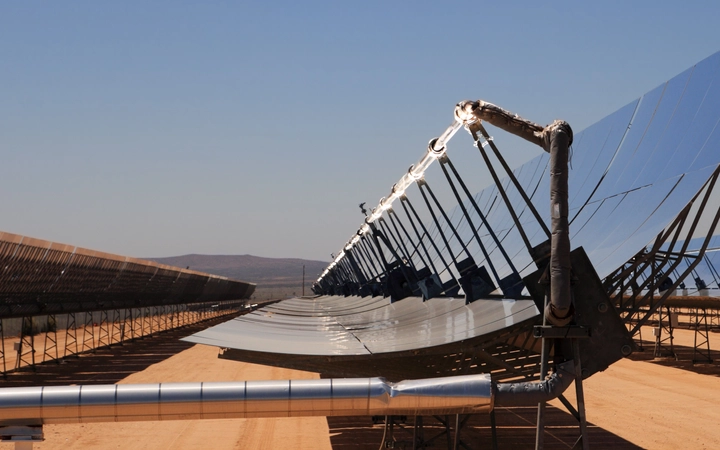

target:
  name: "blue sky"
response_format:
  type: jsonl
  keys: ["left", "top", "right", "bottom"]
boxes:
{"left": 1, "top": 2, "right": 718, "bottom": 261}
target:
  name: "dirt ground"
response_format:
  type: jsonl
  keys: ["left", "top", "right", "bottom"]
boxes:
{"left": 551, "top": 326, "right": 720, "bottom": 450}
{"left": 1, "top": 324, "right": 719, "bottom": 449}
{"left": 14, "top": 344, "right": 332, "bottom": 450}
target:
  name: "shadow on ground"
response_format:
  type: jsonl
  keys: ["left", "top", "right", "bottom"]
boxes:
{"left": 0, "top": 314, "right": 237, "bottom": 387}
{"left": 629, "top": 338, "right": 720, "bottom": 377}
{"left": 328, "top": 407, "right": 642, "bottom": 450}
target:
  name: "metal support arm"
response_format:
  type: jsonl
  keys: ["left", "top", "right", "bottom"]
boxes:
{"left": 456, "top": 100, "right": 575, "bottom": 326}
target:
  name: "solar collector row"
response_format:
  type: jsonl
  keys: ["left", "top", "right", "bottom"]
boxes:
{"left": 0, "top": 231, "right": 255, "bottom": 318}
{"left": 187, "top": 52, "right": 720, "bottom": 380}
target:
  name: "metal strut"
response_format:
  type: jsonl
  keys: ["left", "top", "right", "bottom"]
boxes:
{"left": 0, "top": 319, "right": 5, "bottom": 377}
{"left": 417, "top": 175, "right": 503, "bottom": 301}
{"left": 377, "top": 217, "right": 414, "bottom": 268}
{"left": 354, "top": 242, "right": 379, "bottom": 281}
{"left": 401, "top": 195, "right": 460, "bottom": 291}
{"left": 360, "top": 234, "right": 385, "bottom": 278}
{"left": 476, "top": 122, "right": 552, "bottom": 240}
{"left": 417, "top": 178, "right": 473, "bottom": 264}
{"left": 357, "top": 236, "right": 381, "bottom": 279}
{"left": 441, "top": 155, "right": 522, "bottom": 278}
{"left": 438, "top": 155, "right": 503, "bottom": 287}
{"left": 469, "top": 129, "right": 536, "bottom": 260}
{"left": 398, "top": 196, "right": 441, "bottom": 277}
{"left": 388, "top": 208, "right": 430, "bottom": 271}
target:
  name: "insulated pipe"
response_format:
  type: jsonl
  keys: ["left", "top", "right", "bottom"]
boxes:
{"left": 494, "top": 360, "right": 575, "bottom": 407}
{"left": 0, "top": 375, "right": 493, "bottom": 425}
{"left": 454, "top": 100, "right": 544, "bottom": 149}
{"left": 544, "top": 121, "right": 574, "bottom": 325}
{"left": 0, "top": 367, "right": 578, "bottom": 428}
{"left": 455, "top": 100, "right": 574, "bottom": 326}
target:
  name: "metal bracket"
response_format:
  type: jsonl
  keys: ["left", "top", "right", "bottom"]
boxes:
{"left": 0, "top": 425, "right": 43, "bottom": 448}
{"left": 533, "top": 326, "right": 590, "bottom": 339}
{"left": 525, "top": 247, "right": 636, "bottom": 379}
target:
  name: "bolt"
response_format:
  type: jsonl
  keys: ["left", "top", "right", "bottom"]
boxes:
{"left": 597, "top": 302, "right": 608, "bottom": 313}
{"left": 621, "top": 344, "right": 632, "bottom": 356}
{"left": 581, "top": 368, "right": 590, "bottom": 379}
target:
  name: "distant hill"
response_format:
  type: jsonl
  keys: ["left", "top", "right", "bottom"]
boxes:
{"left": 148, "top": 254, "right": 328, "bottom": 300}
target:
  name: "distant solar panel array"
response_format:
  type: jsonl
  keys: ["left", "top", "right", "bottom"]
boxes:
{"left": 190, "top": 52, "right": 720, "bottom": 381}
{"left": 0, "top": 231, "right": 255, "bottom": 319}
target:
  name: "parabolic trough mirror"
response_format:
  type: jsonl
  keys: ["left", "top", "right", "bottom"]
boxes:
{"left": 187, "top": 50, "right": 720, "bottom": 383}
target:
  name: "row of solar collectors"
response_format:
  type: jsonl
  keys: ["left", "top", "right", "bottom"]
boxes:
{"left": 0, "top": 231, "right": 255, "bottom": 318}
{"left": 397, "top": 51, "right": 720, "bottom": 290}
{"left": 650, "top": 234, "right": 720, "bottom": 296}
{"left": 698, "top": 236, "right": 720, "bottom": 293}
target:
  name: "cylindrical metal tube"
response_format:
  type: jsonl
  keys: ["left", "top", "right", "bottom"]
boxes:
{"left": 545, "top": 121, "right": 574, "bottom": 325}
{"left": 0, "top": 375, "right": 493, "bottom": 425}
{"left": 455, "top": 100, "right": 545, "bottom": 148}
{"left": 494, "top": 360, "right": 575, "bottom": 407}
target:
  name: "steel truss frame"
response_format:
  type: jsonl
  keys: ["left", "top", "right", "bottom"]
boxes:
{"left": 80, "top": 312, "right": 96, "bottom": 353}
{"left": 111, "top": 309, "right": 124, "bottom": 345}
{"left": 602, "top": 166, "right": 720, "bottom": 357}
{"left": 64, "top": 312, "right": 79, "bottom": 357}
{"left": 97, "top": 310, "right": 111, "bottom": 348}
{"left": 15, "top": 316, "right": 36, "bottom": 370}
{"left": 659, "top": 305, "right": 716, "bottom": 363}
{"left": 0, "top": 319, "right": 5, "bottom": 377}
{"left": 41, "top": 315, "right": 59, "bottom": 363}
{"left": 535, "top": 336, "right": 590, "bottom": 450}
{"left": 378, "top": 414, "right": 483, "bottom": 450}
{"left": 654, "top": 306, "right": 677, "bottom": 359}
{"left": 691, "top": 307, "right": 713, "bottom": 364}
{"left": 0, "top": 301, "right": 244, "bottom": 376}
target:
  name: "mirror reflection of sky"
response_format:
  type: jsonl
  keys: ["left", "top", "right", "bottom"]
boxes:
{"left": 1, "top": 2, "right": 718, "bottom": 262}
